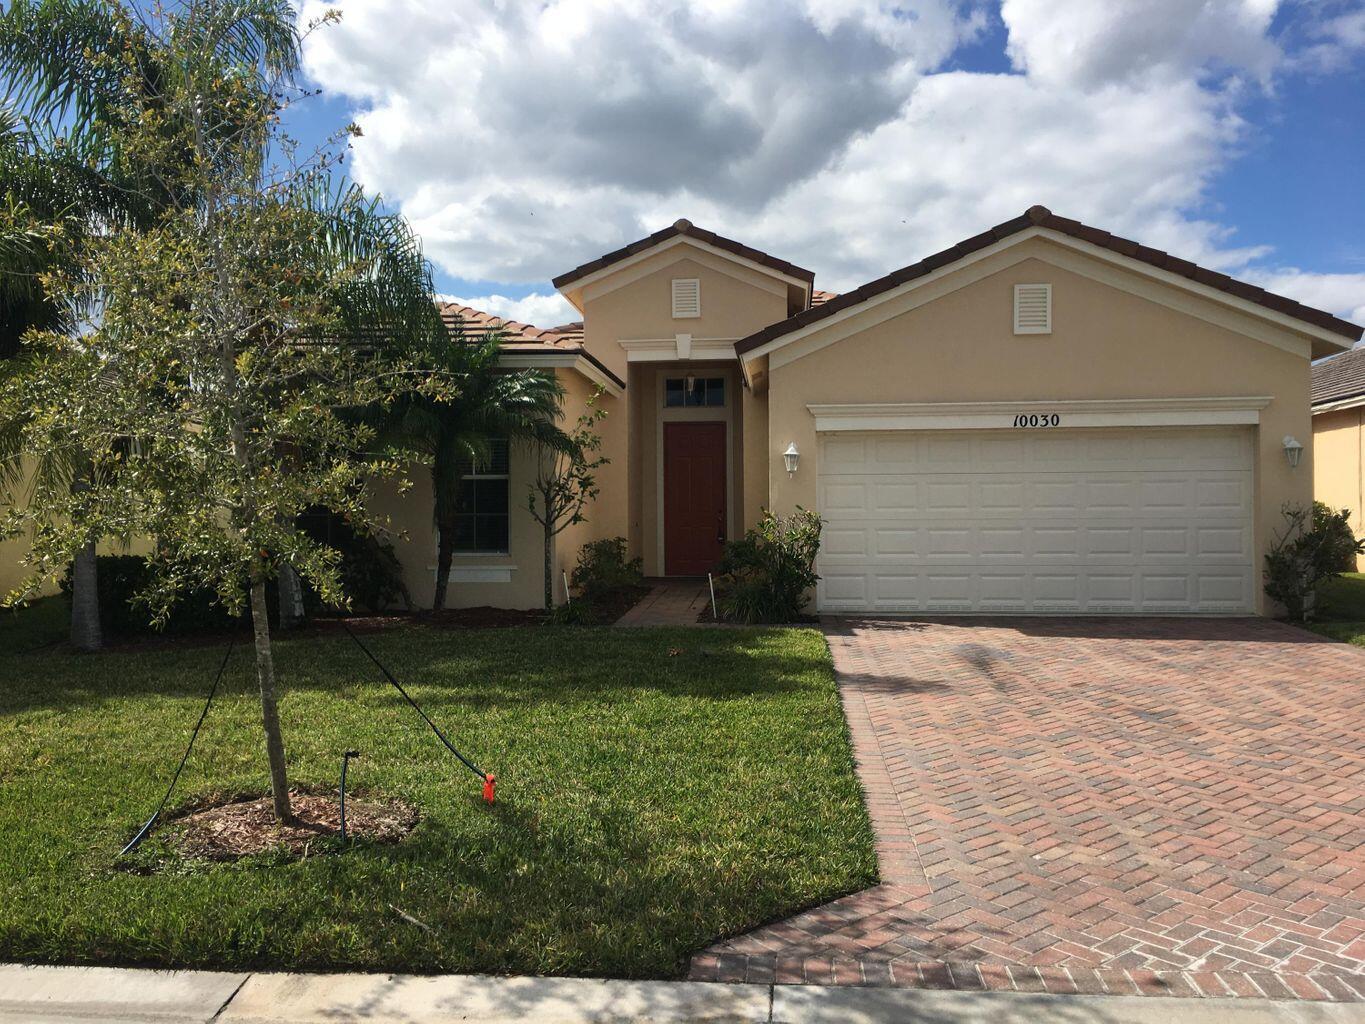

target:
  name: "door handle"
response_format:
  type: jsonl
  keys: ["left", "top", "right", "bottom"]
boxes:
{"left": 716, "top": 510, "right": 725, "bottom": 545}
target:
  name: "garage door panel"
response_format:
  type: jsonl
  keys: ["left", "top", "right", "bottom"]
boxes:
{"left": 817, "top": 427, "right": 1254, "bottom": 615}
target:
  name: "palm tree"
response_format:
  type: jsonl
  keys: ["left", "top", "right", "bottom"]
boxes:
{"left": 0, "top": 0, "right": 300, "bottom": 650}
{"left": 0, "top": 110, "right": 112, "bottom": 650}
{"left": 368, "top": 332, "right": 571, "bottom": 610}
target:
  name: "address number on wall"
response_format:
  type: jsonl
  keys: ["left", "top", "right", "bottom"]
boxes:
{"left": 1012, "top": 413, "right": 1061, "bottom": 428}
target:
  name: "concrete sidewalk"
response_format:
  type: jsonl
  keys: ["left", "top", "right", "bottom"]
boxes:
{"left": 3, "top": 964, "right": 1365, "bottom": 1024}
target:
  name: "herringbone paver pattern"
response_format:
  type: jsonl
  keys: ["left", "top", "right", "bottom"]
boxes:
{"left": 691, "top": 618, "right": 1365, "bottom": 1000}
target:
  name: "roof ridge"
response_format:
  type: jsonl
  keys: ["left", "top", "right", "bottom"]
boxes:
{"left": 552, "top": 219, "right": 816, "bottom": 291}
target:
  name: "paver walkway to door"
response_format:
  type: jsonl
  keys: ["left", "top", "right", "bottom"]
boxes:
{"left": 692, "top": 617, "right": 1365, "bottom": 1002}
{"left": 615, "top": 579, "right": 709, "bottom": 626}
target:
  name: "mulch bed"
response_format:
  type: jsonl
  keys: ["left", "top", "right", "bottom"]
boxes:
{"left": 163, "top": 790, "right": 418, "bottom": 861}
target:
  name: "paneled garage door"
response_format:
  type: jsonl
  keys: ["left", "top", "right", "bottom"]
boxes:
{"left": 817, "top": 427, "right": 1255, "bottom": 614}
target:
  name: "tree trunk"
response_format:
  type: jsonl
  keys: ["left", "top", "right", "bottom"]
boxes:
{"left": 250, "top": 580, "right": 292, "bottom": 822}
{"left": 277, "top": 563, "right": 305, "bottom": 629}
{"left": 69, "top": 539, "right": 103, "bottom": 652}
{"left": 433, "top": 522, "right": 452, "bottom": 611}
{"left": 544, "top": 523, "right": 553, "bottom": 610}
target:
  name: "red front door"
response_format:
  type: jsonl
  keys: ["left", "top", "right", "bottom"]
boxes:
{"left": 664, "top": 422, "right": 727, "bottom": 576}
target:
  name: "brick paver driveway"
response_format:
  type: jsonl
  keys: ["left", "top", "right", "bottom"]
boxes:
{"left": 692, "top": 618, "right": 1365, "bottom": 1001}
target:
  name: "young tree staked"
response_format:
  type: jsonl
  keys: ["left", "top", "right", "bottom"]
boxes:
{"left": 0, "top": 0, "right": 442, "bottom": 822}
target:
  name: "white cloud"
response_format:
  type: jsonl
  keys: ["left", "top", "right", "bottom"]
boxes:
{"left": 302, "top": 0, "right": 1365, "bottom": 324}
{"left": 999, "top": 0, "right": 1281, "bottom": 88}
{"left": 441, "top": 292, "right": 579, "bottom": 328}
{"left": 1243, "top": 269, "right": 1365, "bottom": 327}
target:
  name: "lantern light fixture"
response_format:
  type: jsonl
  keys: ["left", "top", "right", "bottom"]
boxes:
{"left": 1283, "top": 435, "right": 1303, "bottom": 469}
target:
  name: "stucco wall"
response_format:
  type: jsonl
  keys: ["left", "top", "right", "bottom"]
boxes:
{"left": 374, "top": 366, "right": 618, "bottom": 610}
{"left": 763, "top": 240, "right": 1319, "bottom": 615}
{"left": 581, "top": 243, "right": 790, "bottom": 571}
{"left": 629, "top": 362, "right": 743, "bottom": 576}
{"left": 1312, "top": 405, "right": 1365, "bottom": 570}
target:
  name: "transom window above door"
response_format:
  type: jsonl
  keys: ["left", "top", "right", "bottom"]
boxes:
{"left": 664, "top": 376, "right": 725, "bottom": 408}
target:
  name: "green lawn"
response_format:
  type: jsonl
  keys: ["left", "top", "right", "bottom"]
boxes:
{"left": 1305, "top": 572, "right": 1365, "bottom": 646}
{"left": 0, "top": 605, "right": 875, "bottom": 977}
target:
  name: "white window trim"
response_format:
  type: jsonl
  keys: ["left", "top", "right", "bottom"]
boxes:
{"left": 452, "top": 446, "right": 511, "bottom": 556}
{"left": 806, "top": 396, "right": 1273, "bottom": 432}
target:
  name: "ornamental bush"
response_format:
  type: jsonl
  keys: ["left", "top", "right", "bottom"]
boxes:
{"left": 1263, "top": 502, "right": 1364, "bottom": 621}
{"left": 713, "top": 508, "right": 823, "bottom": 624}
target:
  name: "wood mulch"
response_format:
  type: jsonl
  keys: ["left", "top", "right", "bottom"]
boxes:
{"left": 163, "top": 790, "right": 418, "bottom": 861}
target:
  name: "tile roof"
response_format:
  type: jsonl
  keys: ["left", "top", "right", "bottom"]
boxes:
{"left": 437, "top": 303, "right": 621, "bottom": 388}
{"left": 552, "top": 218, "right": 815, "bottom": 290}
{"left": 1312, "top": 346, "right": 1365, "bottom": 407}
{"left": 735, "top": 206, "right": 1363, "bottom": 356}
{"left": 438, "top": 303, "right": 581, "bottom": 349}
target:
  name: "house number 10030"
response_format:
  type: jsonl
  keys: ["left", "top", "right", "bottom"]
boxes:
{"left": 1012, "top": 413, "right": 1061, "bottom": 428}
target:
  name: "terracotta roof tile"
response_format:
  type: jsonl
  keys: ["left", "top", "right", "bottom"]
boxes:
{"left": 734, "top": 206, "right": 1363, "bottom": 356}
{"left": 436, "top": 304, "right": 622, "bottom": 388}
{"left": 1312, "top": 346, "right": 1365, "bottom": 407}
{"left": 552, "top": 218, "right": 815, "bottom": 291}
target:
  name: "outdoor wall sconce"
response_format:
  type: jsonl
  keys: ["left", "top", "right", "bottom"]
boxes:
{"left": 1283, "top": 435, "right": 1304, "bottom": 468}
{"left": 783, "top": 443, "right": 800, "bottom": 476}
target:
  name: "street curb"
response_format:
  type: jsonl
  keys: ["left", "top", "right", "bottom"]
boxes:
{"left": 1, "top": 964, "right": 1363, "bottom": 1023}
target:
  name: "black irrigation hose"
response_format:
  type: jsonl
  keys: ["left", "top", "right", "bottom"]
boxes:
{"left": 120, "top": 638, "right": 236, "bottom": 856}
{"left": 339, "top": 620, "right": 487, "bottom": 782}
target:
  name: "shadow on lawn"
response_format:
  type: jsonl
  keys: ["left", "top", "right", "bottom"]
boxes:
{"left": 0, "top": 625, "right": 825, "bottom": 717}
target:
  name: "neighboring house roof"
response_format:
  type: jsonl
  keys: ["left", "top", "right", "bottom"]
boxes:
{"left": 735, "top": 206, "right": 1364, "bottom": 356}
{"left": 551, "top": 218, "right": 816, "bottom": 290}
{"left": 810, "top": 289, "right": 839, "bottom": 307}
{"left": 1312, "top": 345, "right": 1365, "bottom": 409}
{"left": 438, "top": 302, "right": 623, "bottom": 390}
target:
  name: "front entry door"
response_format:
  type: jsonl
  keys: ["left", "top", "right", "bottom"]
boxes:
{"left": 664, "top": 422, "right": 727, "bottom": 576}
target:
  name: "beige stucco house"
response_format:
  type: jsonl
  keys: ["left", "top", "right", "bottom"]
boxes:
{"left": 376, "top": 205, "right": 1364, "bottom": 615}
{"left": 1311, "top": 346, "right": 1365, "bottom": 568}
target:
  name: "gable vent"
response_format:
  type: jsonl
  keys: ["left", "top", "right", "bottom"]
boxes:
{"left": 672, "top": 278, "right": 701, "bottom": 319}
{"left": 1013, "top": 283, "right": 1052, "bottom": 334}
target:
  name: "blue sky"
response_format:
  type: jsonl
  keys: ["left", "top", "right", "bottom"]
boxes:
{"left": 286, "top": 0, "right": 1365, "bottom": 328}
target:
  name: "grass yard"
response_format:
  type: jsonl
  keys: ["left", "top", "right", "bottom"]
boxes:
{"left": 1304, "top": 572, "right": 1365, "bottom": 646}
{"left": 0, "top": 603, "right": 875, "bottom": 977}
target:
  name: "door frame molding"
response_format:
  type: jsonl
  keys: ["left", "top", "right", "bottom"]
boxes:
{"left": 657, "top": 372, "right": 735, "bottom": 576}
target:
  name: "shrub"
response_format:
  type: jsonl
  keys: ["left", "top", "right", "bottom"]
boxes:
{"left": 712, "top": 508, "right": 823, "bottom": 624}
{"left": 60, "top": 555, "right": 241, "bottom": 636}
{"left": 297, "top": 511, "right": 411, "bottom": 614}
{"left": 569, "top": 537, "right": 645, "bottom": 608}
{"left": 546, "top": 598, "right": 600, "bottom": 626}
{"left": 1264, "top": 502, "right": 1364, "bottom": 621}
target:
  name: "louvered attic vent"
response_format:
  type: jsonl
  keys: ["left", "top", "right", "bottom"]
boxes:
{"left": 1013, "top": 283, "right": 1052, "bottom": 334}
{"left": 672, "top": 278, "right": 701, "bottom": 319}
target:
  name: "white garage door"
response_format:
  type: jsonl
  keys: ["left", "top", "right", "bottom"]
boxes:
{"left": 817, "top": 427, "right": 1255, "bottom": 614}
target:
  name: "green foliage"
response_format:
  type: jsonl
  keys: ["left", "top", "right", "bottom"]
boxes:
{"left": 546, "top": 597, "right": 600, "bottom": 626}
{"left": 0, "top": 622, "right": 876, "bottom": 976}
{"left": 1264, "top": 502, "right": 1365, "bottom": 621}
{"left": 570, "top": 537, "right": 644, "bottom": 608}
{"left": 0, "top": 0, "right": 436, "bottom": 621}
{"left": 713, "top": 508, "right": 823, "bottom": 625}
{"left": 59, "top": 555, "right": 240, "bottom": 636}
{"left": 296, "top": 512, "right": 410, "bottom": 615}
{"left": 360, "top": 322, "right": 569, "bottom": 611}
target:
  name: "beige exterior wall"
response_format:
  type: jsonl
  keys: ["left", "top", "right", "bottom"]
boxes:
{"left": 375, "top": 366, "right": 618, "bottom": 610}
{"left": 580, "top": 243, "right": 790, "bottom": 572}
{"left": 762, "top": 240, "right": 1320, "bottom": 615}
{"left": 1312, "top": 405, "right": 1365, "bottom": 570}
{"left": 628, "top": 362, "right": 744, "bottom": 576}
